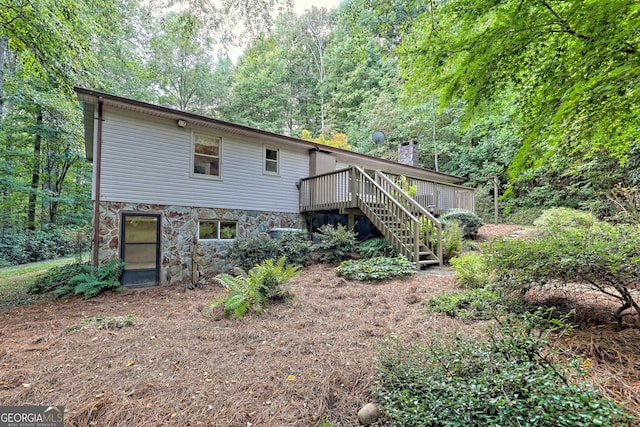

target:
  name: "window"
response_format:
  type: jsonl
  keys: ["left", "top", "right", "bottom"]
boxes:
{"left": 198, "top": 220, "right": 237, "bottom": 240}
{"left": 264, "top": 146, "right": 279, "bottom": 175}
{"left": 193, "top": 134, "right": 221, "bottom": 177}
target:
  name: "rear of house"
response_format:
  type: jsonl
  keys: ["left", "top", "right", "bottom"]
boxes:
{"left": 77, "top": 88, "right": 475, "bottom": 287}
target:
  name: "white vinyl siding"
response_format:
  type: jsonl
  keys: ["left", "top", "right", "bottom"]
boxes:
{"left": 98, "top": 110, "right": 308, "bottom": 213}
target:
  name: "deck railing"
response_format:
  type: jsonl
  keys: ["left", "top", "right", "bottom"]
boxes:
{"left": 383, "top": 173, "right": 475, "bottom": 214}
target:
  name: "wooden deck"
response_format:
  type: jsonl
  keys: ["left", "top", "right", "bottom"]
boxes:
{"left": 299, "top": 167, "right": 474, "bottom": 268}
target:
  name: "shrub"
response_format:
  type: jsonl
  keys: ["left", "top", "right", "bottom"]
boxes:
{"left": 439, "top": 209, "right": 484, "bottom": 238}
{"left": 336, "top": 256, "right": 415, "bottom": 281}
{"left": 206, "top": 256, "right": 301, "bottom": 318}
{"left": 313, "top": 224, "right": 357, "bottom": 263}
{"left": 376, "top": 309, "right": 633, "bottom": 427}
{"left": 228, "top": 234, "right": 279, "bottom": 271}
{"left": 426, "top": 288, "right": 508, "bottom": 321}
{"left": 441, "top": 220, "right": 463, "bottom": 262}
{"left": 277, "top": 231, "right": 313, "bottom": 267}
{"left": 533, "top": 207, "right": 597, "bottom": 235}
{"left": 358, "top": 237, "right": 396, "bottom": 258}
{"left": 54, "top": 259, "right": 126, "bottom": 299}
{"left": 28, "top": 262, "right": 89, "bottom": 294}
{"left": 0, "top": 226, "right": 77, "bottom": 266}
{"left": 484, "top": 222, "right": 640, "bottom": 324}
{"left": 449, "top": 252, "right": 491, "bottom": 289}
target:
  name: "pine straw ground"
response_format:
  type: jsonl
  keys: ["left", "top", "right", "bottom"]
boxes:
{"left": 1, "top": 224, "right": 639, "bottom": 426}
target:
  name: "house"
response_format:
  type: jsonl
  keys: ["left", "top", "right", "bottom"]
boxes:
{"left": 76, "top": 87, "right": 475, "bottom": 287}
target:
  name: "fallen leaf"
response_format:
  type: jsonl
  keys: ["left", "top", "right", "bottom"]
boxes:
{"left": 125, "top": 360, "right": 135, "bottom": 367}
{"left": 286, "top": 375, "right": 296, "bottom": 381}
{"left": 170, "top": 412, "right": 177, "bottom": 419}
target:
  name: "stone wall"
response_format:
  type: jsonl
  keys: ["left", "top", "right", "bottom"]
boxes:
{"left": 96, "top": 201, "right": 305, "bottom": 285}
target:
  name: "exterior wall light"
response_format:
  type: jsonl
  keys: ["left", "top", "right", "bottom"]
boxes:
{"left": 177, "top": 119, "right": 187, "bottom": 128}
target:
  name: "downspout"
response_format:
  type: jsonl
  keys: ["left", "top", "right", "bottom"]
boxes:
{"left": 92, "top": 98, "right": 103, "bottom": 267}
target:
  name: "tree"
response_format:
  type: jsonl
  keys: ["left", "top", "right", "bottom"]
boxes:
{"left": 399, "top": 0, "right": 640, "bottom": 174}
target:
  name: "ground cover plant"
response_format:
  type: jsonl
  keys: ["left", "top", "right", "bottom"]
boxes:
{"left": 376, "top": 309, "right": 634, "bottom": 427}
{"left": 336, "top": 256, "right": 414, "bottom": 281}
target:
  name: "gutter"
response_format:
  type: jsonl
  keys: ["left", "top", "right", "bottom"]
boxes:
{"left": 92, "top": 98, "right": 103, "bottom": 267}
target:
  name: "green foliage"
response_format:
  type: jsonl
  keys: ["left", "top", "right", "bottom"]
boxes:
{"left": 54, "top": 259, "right": 125, "bottom": 300}
{"left": 358, "top": 237, "right": 397, "bottom": 258}
{"left": 426, "top": 288, "right": 507, "bottom": 322}
{"left": 277, "top": 231, "right": 313, "bottom": 267}
{"left": 28, "top": 262, "right": 88, "bottom": 294}
{"left": 449, "top": 253, "right": 491, "bottom": 289}
{"left": 441, "top": 219, "right": 463, "bottom": 262}
{"left": 336, "top": 256, "right": 415, "bottom": 281}
{"left": 533, "top": 207, "right": 597, "bottom": 235}
{"left": 313, "top": 224, "right": 358, "bottom": 263}
{"left": 440, "top": 209, "right": 484, "bottom": 238}
{"left": 376, "top": 309, "right": 633, "bottom": 426}
{"left": 70, "top": 313, "right": 137, "bottom": 331}
{"left": 228, "top": 234, "right": 279, "bottom": 271}
{"left": 485, "top": 222, "right": 640, "bottom": 323}
{"left": 206, "top": 256, "right": 301, "bottom": 319}
{"left": 228, "top": 232, "right": 313, "bottom": 270}
{"left": 0, "top": 227, "right": 77, "bottom": 266}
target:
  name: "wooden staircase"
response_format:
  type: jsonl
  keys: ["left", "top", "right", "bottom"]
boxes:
{"left": 299, "top": 166, "right": 442, "bottom": 268}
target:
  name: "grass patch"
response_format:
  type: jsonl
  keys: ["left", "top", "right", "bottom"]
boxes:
{"left": 0, "top": 256, "right": 77, "bottom": 312}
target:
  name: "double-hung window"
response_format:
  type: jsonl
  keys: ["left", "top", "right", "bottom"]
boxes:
{"left": 264, "top": 146, "right": 279, "bottom": 175}
{"left": 193, "top": 134, "right": 221, "bottom": 177}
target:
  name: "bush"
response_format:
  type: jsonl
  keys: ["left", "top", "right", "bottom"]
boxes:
{"left": 227, "top": 234, "right": 279, "bottom": 271}
{"left": 376, "top": 309, "right": 633, "bottom": 427}
{"left": 277, "top": 231, "right": 313, "bottom": 267}
{"left": 439, "top": 209, "right": 484, "bottom": 238}
{"left": 336, "top": 256, "right": 415, "bottom": 281}
{"left": 206, "top": 257, "right": 301, "bottom": 318}
{"left": 0, "top": 226, "right": 77, "bottom": 266}
{"left": 426, "top": 288, "right": 508, "bottom": 321}
{"left": 533, "top": 207, "right": 597, "bottom": 235}
{"left": 313, "top": 224, "right": 357, "bottom": 263}
{"left": 449, "top": 252, "right": 491, "bottom": 289}
{"left": 484, "top": 222, "right": 640, "bottom": 324}
{"left": 358, "top": 237, "right": 396, "bottom": 258}
{"left": 54, "top": 259, "right": 126, "bottom": 299}
{"left": 442, "top": 220, "right": 463, "bottom": 262}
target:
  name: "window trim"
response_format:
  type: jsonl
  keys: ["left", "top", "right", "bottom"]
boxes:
{"left": 191, "top": 132, "right": 223, "bottom": 180}
{"left": 263, "top": 145, "right": 280, "bottom": 176}
{"left": 198, "top": 220, "right": 237, "bottom": 241}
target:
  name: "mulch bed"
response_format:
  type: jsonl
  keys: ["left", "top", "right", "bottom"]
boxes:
{"left": 1, "top": 224, "right": 639, "bottom": 425}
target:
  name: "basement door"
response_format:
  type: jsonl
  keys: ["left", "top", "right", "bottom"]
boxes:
{"left": 120, "top": 213, "right": 160, "bottom": 287}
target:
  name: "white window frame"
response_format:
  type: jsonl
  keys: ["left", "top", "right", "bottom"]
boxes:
{"left": 192, "top": 133, "right": 222, "bottom": 180}
{"left": 264, "top": 145, "right": 280, "bottom": 176}
{"left": 198, "top": 220, "right": 237, "bottom": 241}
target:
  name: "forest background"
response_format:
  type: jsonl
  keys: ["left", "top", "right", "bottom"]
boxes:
{"left": 0, "top": 0, "right": 638, "bottom": 265}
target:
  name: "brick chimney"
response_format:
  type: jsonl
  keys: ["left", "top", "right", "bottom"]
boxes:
{"left": 398, "top": 139, "right": 419, "bottom": 166}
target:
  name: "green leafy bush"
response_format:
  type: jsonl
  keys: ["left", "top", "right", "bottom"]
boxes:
{"left": 485, "top": 222, "right": 640, "bottom": 323}
{"left": 54, "top": 259, "right": 125, "bottom": 299}
{"left": 358, "top": 237, "right": 396, "bottom": 258}
{"left": 206, "top": 257, "right": 301, "bottom": 319}
{"left": 442, "top": 219, "right": 463, "bottom": 261}
{"left": 449, "top": 252, "right": 491, "bottom": 288}
{"left": 227, "top": 234, "right": 279, "bottom": 271}
{"left": 277, "top": 231, "right": 313, "bottom": 267}
{"left": 28, "top": 262, "right": 89, "bottom": 294}
{"left": 440, "top": 209, "right": 484, "bottom": 238}
{"left": 313, "top": 224, "right": 357, "bottom": 263}
{"left": 336, "top": 256, "right": 415, "bottom": 281}
{"left": 426, "top": 288, "right": 507, "bottom": 321}
{"left": 533, "top": 207, "right": 597, "bottom": 235}
{"left": 376, "top": 309, "right": 633, "bottom": 427}
{"left": 0, "top": 226, "right": 77, "bottom": 266}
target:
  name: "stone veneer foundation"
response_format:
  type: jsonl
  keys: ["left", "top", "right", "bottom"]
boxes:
{"left": 97, "top": 201, "right": 305, "bottom": 285}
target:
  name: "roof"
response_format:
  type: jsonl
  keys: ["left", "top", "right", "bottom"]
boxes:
{"left": 75, "top": 87, "right": 466, "bottom": 185}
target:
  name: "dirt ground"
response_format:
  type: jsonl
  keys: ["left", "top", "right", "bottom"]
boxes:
{"left": 1, "top": 224, "right": 639, "bottom": 426}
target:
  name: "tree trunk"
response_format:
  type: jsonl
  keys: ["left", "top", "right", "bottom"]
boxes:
{"left": 27, "top": 113, "right": 43, "bottom": 231}
{"left": 0, "top": 36, "right": 7, "bottom": 128}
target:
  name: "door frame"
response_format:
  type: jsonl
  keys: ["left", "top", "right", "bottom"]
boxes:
{"left": 120, "top": 212, "right": 161, "bottom": 287}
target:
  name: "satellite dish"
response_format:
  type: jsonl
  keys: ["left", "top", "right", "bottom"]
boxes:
{"left": 371, "top": 130, "right": 386, "bottom": 144}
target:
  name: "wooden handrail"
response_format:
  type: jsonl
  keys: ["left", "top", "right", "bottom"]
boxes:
{"left": 375, "top": 171, "right": 441, "bottom": 226}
